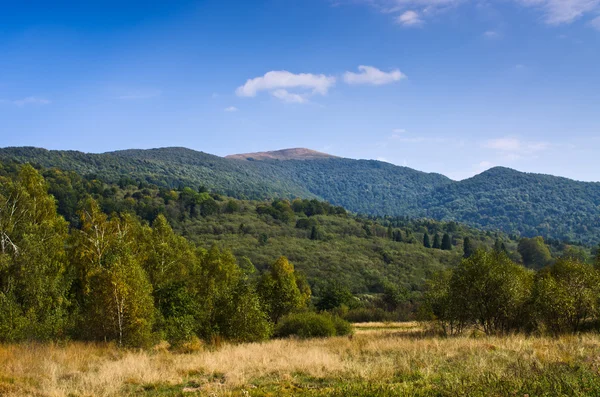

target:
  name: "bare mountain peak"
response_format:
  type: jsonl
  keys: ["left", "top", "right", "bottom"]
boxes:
{"left": 225, "top": 148, "right": 338, "bottom": 161}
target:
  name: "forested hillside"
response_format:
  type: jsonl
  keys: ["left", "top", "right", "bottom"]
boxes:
{"left": 1, "top": 146, "right": 599, "bottom": 244}
{"left": 0, "top": 160, "right": 596, "bottom": 346}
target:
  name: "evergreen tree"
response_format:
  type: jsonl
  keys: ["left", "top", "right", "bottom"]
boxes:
{"left": 595, "top": 244, "right": 600, "bottom": 269}
{"left": 393, "top": 230, "right": 403, "bottom": 242}
{"left": 433, "top": 234, "right": 441, "bottom": 249}
{"left": 494, "top": 238, "right": 503, "bottom": 252}
{"left": 441, "top": 233, "right": 452, "bottom": 251}
{"left": 310, "top": 225, "right": 323, "bottom": 241}
{"left": 387, "top": 225, "right": 393, "bottom": 240}
{"left": 423, "top": 232, "right": 431, "bottom": 248}
{"left": 463, "top": 237, "right": 476, "bottom": 258}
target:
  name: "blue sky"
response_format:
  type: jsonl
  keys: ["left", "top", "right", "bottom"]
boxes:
{"left": 1, "top": 0, "right": 599, "bottom": 181}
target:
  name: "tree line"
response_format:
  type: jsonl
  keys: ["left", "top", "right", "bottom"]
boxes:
{"left": 423, "top": 247, "right": 600, "bottom": 335}
{"left": 0, "top": 165, "right": 322, "bottom": 346}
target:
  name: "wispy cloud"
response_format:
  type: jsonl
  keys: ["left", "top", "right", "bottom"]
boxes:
{"left": 483, "top": 137, "right": 551, "bottom": 160}
{"left": 271, "top": 89, "right": 308, "bottom": 103}
{"left": 396, "top": 10, "right": 423, "bottom": 26}
{"left": 7, "top": 96, "right": 52, "bottom": 106}
{"left": 224, "top": 106, "right": 238, "bottom": 112}
{"left": 591, "top": 15, "right": 600, "bottom": 29}
{"left": 333, "top": 0, "right": 600, "bottom": 27}
{"left": 483, "top": 30, "right": 500, "bottom": 38}
{"left": 344, "top": 66, "right": 406, "bottom": 85}
{"left": 515, "top": 0, "right": 600, "bottom": 24}
{"left": 236, "top": 70, "right": 336, "bottom": 104}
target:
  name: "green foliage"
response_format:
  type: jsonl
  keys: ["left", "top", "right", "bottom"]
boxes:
{"left": 532, "top": 258, "right": 599, "bottom": 334}
{"left": 0, "top": 165, "right": 70, "bottom": 341}
{"left": 275, "top": 312, "right": 352, "bottom": 338}
{"left": 423, "top": 233, "right": 431, "bottom": 248}
{"left": 4, "top": 147, "right": 600, "bottom": 245}
{"left": 257, "top": 257, "right": 310, "bottom": 323}
{"left": 518, "top": 237, "right": 553, "bottom": 269}
{"left": 73, "top": 202, "right": 155, "bottom": 347}
{"left": 3, "top": 160, "right": 600, "bottom": 346}
{"left": 463, "top": 237, "right": 476, "bottom": 258}
{"left": 425, "top": 250, "right": 533, "bottom": 335}
{"left": 441, "top": 233, "right": 452, "bottom": 251}
{"left": 432, "top": 234, "right": 441, "bottom": 249}
{"left": 316, "top": 281, "right": 355, "bottom": 312}
{"left": 214, "top": 277, "right": 273, "bottom": 343}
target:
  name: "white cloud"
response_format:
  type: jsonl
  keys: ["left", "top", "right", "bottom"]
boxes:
{"left": 591, "top": 15, "right": 600, "bottom": 29}
{"left": 12, "top": 96, "right": 51, "bottom": 106}
{"left": 236, "top": 70, "right": 336, "bottom": 101}
{"left": 483, "top": 30, "right": 500, "bottom": 38}
{"left": 515, "top": 0, "right": 600, "bottom": 24}
{"left": 270, "top": 89, "right": 308, "bottom": 103}
{"left": 396, "top": 10, "right": 423, "bottom": 26}
{"left": 334, "top": 0, "right": 600, "bottom": 27}
{"left": 483, "top": 137, "right": 550, "bottom": 158}
{"left": 392, "top": 128, "right": 407, "bottom": 134}
{"left": 224, "top": 106, "right": 238, "bottom": 112}
{"left": 344, "top": 65, "right": 406, "bottom": 85}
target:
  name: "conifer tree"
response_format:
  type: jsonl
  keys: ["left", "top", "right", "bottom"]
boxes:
{"left": 441, "top": 233, "right": 452, "bottom": 251}
{"left": 463, "top": 237, "right": 475, "bottom": 258}
{"left": 423, "top": 232, "right": 431, "bottom": 248}
{"left": 433, "top": 234, "right": 442, "bottom": 249}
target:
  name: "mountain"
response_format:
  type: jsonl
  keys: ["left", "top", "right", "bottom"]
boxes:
{"left": 1, "top": 146, "right": 599, "bottom": 244}
{"left": 226, "top": 148, "right": 338, "bottom": 161}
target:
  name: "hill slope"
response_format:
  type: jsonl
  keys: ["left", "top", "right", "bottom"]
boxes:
{"left": 226, "top": 148, "right": 338, "bottom": 161}
{"left": 1, "top": 146, "right": 599, "bottom": 244}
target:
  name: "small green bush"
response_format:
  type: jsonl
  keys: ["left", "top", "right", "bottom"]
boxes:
{"left": 343, "top": 308, "right": 396, "bottom": 323}
{"left": 275, "top": 312, "right": 352, "bottom": 338}
{"left": 331, "top": 315, "right": 353, "bottom": 336}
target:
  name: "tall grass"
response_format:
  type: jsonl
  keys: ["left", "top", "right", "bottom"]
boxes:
{"left": 1, "top": 325, "right": 600, "bottom": 396}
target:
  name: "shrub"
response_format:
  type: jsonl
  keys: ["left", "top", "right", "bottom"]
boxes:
{"left": 275, "top": 312, "right": 352, "bottom": 339}
{"left": 331, "top": 315, "right": 353, "bottom": 336}
{"left": 344, "top": 308, "right": 396, "bottom": 323}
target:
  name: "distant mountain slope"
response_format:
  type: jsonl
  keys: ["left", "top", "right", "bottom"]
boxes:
{"left": 0, "top": 146, "right": 318, "bottom": 199}
{"left": 417, "top": 167, "right": 600, "bottom": 243}
{"left": 226, "top": 148, "right": 338, "bottom": 161}
{"left": 1, "top": 146, "right": 599, "bottom": 244}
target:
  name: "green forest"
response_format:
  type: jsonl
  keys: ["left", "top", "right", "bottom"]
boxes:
{"left": 1, "top": 159, "right": 599, "bottom": 347}
{"left": 2, "top": 146, "right": 599, "bottom": 245}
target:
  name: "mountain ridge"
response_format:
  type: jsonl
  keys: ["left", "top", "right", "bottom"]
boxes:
{"left": 226, "top": 148, "right": 339, "bottom": 161}
{"left": 1, "top": 146, "right": 598, "bottom": 244}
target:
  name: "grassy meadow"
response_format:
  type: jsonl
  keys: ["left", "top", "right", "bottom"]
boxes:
{"left": 2, "top": 323, "right": 600, "bottom": 396}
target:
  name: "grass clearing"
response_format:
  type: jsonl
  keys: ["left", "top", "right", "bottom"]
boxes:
{"left": 1, "top": 324, "right": 600, "bottom": 396}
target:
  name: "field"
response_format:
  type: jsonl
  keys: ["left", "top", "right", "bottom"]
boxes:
{"left": 2, "top": 323, "right": 600, "bottom": 396}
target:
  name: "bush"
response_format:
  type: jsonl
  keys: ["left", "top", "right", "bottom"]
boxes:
{"left": 343, "top": 308, "right": 396, "bottom": 323}
{"left": 331, "top": 315, "right": 353, "bottom": 336}
{"left": 275, "top": 312, "right": 351, "bottom": 338}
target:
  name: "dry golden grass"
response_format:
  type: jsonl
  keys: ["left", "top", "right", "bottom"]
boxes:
{"left": 2, "top": 325, "right": 600, "bottom": 396}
